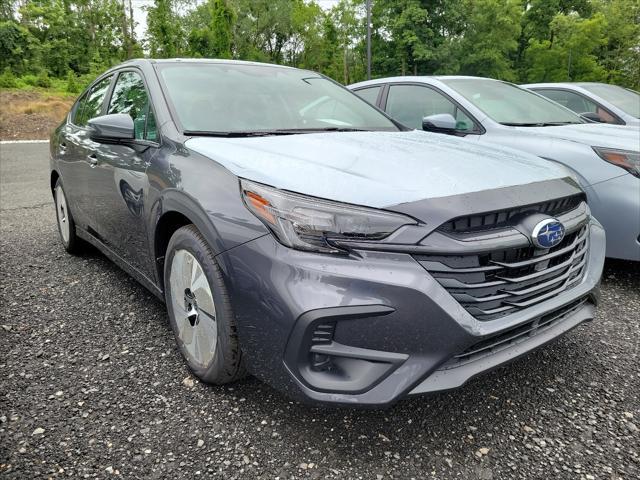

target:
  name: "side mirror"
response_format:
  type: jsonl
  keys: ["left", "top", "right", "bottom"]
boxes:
{"left": 88, "top": 113, "right": 135, "bottom": 142}
{"left": 579, "top": 112, "right": 604, "bottom": 123}
{"left": 422, "top": 113, "right": 458, "bottom": 134}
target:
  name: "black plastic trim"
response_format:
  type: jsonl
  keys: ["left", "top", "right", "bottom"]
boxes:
{"left": 283, "top": 305, "right": 408, "bottom": 394}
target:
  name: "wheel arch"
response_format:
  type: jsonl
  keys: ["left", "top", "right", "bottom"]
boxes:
{"left": 151, "top": 190, "right": 226, "bottom": 293}
{"left": 50, "top": 170, "right": 60, "bottom": 195}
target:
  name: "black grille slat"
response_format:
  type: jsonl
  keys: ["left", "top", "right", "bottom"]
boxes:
{"left": 415, "top": 198, "right": 589, "bottom": 321}
{"left": 439, "top": 297, "right": 590, "bottom": 369}
{"left": 439, "top": 194, "right": 584, "bottom": 234}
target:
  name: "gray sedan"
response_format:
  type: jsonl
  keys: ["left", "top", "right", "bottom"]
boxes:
{"left": 349, "top": 76, "right": 640, "bottom": 261}
{"left": 523, "top": 82, "right": 640, "bottom": 127}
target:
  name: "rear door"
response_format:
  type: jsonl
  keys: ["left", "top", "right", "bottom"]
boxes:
{"left": 57, "top": 75, "right": 113, "bottom": 228}
{"left": 88, "top": 69, "right": 160, "bottom": 279}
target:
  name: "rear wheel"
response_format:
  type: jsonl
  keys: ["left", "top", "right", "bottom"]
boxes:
{"left": 164, "top": 225, "right": 246, "bottom": 384}
{"left": 54, "top": 179, "right": 82, "bottom": 254}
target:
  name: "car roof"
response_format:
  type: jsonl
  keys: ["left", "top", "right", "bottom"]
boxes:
{"left": 349, "top": 75, "right": 505, "bottom": 89}
{"left": 523, "top": 82, "right": 611, "bottom": 89}
{"left": 109, "top": 58, "right": 299, "bottom": 72}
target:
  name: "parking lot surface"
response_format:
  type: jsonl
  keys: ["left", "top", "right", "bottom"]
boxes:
{"left": 1, "top": 142, "right": 639, "bottom": 479}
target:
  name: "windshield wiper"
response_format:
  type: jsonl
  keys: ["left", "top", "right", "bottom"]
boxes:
{"left": 183, "top": 130, "right": 293, "bottom": 137}
{"left": 184, "top": 127, "right": 371, "bottom": 137}
{"left": 273, "top": 127, "right": 371, "bottom": 133}
{"left": 500, "top": 122, "right": 581, "bottom": 127}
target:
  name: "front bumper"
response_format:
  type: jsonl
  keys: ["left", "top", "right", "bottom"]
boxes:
{"left": 585, "top": 173, "right": 640, "bottom": 261}
{"left": 218, "top": 219, "right": 605, "bottom": 407}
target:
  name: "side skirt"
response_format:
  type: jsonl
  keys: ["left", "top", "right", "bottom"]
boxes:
{"left": 76, "top": 227, "right": 165, "bottom": 302}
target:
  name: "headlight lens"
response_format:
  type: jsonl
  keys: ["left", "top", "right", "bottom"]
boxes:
{"left": 593, "top": 147, "right": 640, "bottom": 177}
{"left": 240, "top": 179, "right": 417, "bottom": 253}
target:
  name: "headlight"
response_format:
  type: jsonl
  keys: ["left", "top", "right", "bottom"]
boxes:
{"left": 240, "top": 179, "right": 417, "bottom": 253}
{"left": 593, "top": 147, "right": 640, "bottom": 177}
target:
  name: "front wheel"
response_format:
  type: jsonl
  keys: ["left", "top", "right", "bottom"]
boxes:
{"left": 164, "top": 225, "right": 246, "bottom": 384}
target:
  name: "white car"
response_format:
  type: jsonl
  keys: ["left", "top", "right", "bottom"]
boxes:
{"left": 349, "top": 76, "right": 640, "bottom": 261}
{"left": 523, "top": 82, "right": 640, "bottom": 127}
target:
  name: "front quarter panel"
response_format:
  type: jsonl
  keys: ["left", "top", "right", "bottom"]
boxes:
{"left": 478, "top": 130, "right": 623, "bottom": 187}
{"left": 145, "top": 140, "right": 269, "bottom": 281}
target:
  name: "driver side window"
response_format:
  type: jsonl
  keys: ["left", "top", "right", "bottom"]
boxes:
{"left": 73, "top": 75, "right": 112, "bottom": 127}
{"left": 536, "top": 89, "right": 616, "bottom": 124}
{"left": 107, "top": 71, "right": 158, "bottom": 141}
{"left": 385, "top": 84, "right": 477, "bottom": 132}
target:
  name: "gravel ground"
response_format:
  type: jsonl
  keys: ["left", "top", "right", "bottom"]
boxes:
{"left": 1, "top": 143, "right": 639, "bottom": 479}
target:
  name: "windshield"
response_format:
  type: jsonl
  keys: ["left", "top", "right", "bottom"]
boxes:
{"left": 578, "top": 84, "right": 640, "bottom": 119}
{"left": 157, "top": 63, "right": 398, "bottom": 134}
{"left": 441, "top": 78, "right": 583, "bottom": 126}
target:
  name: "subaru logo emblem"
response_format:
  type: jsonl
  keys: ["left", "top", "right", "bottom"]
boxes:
{"left": 531, "top": 218, "right": 565, "bottom": 249}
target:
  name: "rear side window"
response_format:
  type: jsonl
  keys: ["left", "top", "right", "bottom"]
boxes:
{"left": 107, "top": 71, "right": 157, "bottom": 141}
{"left": 354, "top": 86, "right": 381, "bottom": 106}
{"left": 74, "top": 76, "right": 112, "bottom": 127}
{"left": 386, "top": 84, "right": 477, "bottom": 132}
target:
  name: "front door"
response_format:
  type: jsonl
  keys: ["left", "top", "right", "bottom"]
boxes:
{"left": 89, "top": 69, "right": 160, "bottom": 279}
{"left": 57, "top": 75, "right": 113, "bottom": 229}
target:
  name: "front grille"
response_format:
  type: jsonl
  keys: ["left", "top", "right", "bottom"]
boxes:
{"left": 415, "top": 222, "right": 589, "bottom": 321}
{"left": 438, "top": 297, "right": 590, "bottom": 370}
{"left": 439, "top": 194, "right": 583, "bottom": 234}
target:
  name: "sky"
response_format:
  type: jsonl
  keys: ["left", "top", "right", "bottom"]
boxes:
{"left": 132, "top": 0, "right": 340, "bottom": 41}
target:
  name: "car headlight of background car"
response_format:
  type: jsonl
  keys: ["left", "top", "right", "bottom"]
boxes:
{"left": 240, "top": 179, "right": 417, "bottom": 253}
{"left": 592, "top": 147, "right": 640, "bottom": 177}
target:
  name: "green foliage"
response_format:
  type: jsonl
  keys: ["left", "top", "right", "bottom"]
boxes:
{"left": 1, "top": 0, "right": 637, "bottom": 93}
{"left": 146, "top": 0, "right": 183, "bottom": 57}
{"left": 454, "top": 0, "right": 522, "bottom": 81}
{"left": 0, "top": 66, "right": 17, "bottom": 87}
{"left": 186, "top": 0, "right": 235, "bottom": 59}
{"left": 595, "top": 0, "right": 640, "bottom": 88}
{"left": 66, "top": 71, "right": 79, "bottom": 93}
{"left": 523, "top": 12, "right": 608, "bottom": 82}
{"left": 0, "top": 20, "right": 39, "bottom": 75}
{"left": 35, "top": 70, "right": 52, "bottom": 88}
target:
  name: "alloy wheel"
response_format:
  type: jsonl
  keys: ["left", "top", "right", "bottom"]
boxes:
{"left": 169, "top": 249, "right": 218, "bottom": 368}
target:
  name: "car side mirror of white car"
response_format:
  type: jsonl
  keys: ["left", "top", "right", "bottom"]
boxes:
{"left": 579, "top": 112, "right": 605, "bottom": 123}
{"left": 422, "top": 113, "right": 458, "bottom": 134}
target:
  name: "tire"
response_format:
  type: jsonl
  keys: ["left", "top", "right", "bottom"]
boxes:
{"left": 53, "top": 179, "right": 83, "bottom": 254}
{"left": 164, "top": 224, "right": 247, "bottom": 384}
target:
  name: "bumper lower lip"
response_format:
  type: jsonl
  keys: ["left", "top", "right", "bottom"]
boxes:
{"left": 409, "top": 297, "right": 595, "bottom": 395}
{"left": 218, "top": 220, "right": 606, "bottom": 407}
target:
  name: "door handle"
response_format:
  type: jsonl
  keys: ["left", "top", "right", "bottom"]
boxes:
{"left": 88, "top": 153, "right": 98, "bottom": 167}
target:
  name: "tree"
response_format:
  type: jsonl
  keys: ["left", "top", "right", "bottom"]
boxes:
{"left": 0, "top": 20, "right": 39, "bottom": 74}
{"left": 454, "top": 0, "right": 522, "bottom": 81}
{"left": 0, "top": 0, "right": 637, "bottom": 92}
{"left": 187, "top": 0, "right": 235, "bottom": 58}
{"left": 146, "top": 0, "right": 183, "bottom": 57}
{"left": 523, "top": 11, "right": 608, "bottom": 82}
{"left": 595, "top": 0, "right": 640, "bottom": 89}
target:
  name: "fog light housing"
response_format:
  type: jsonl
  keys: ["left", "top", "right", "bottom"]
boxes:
{"left": 284, "top": 305, "right": 409, "bottom": 394}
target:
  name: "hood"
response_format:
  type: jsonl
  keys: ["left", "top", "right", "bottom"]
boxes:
{"left": 186, "top": 130, "right": 573, "bottom": 208}
{"left": 515, "top": 123, "right": 640, "bottom": 151}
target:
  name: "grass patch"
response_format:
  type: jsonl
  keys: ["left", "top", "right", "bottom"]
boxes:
{"left": 1, "top": 93, "right": 73, "bottom": 118}
{"left": 0, "top": 89, "right": 75, "bottom": 140}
